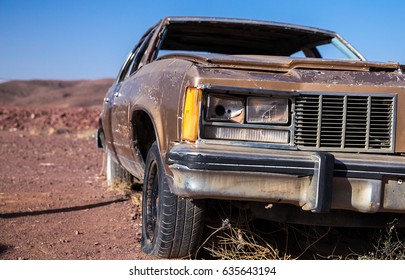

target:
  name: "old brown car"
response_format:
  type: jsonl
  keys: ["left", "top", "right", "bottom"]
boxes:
{"left": 97, "top": 16, "right": 405, "bottom": 258}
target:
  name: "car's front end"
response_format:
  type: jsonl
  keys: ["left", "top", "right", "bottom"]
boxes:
{"left": 164, "top": 54, "right": 405, "bottom": 226}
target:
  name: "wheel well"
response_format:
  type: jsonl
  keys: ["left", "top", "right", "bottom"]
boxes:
{"left": 96, "top": 118, "right": 105, "bottom": 149}
{"left": 132, "top": 111, "right": 156, "bottom": 162}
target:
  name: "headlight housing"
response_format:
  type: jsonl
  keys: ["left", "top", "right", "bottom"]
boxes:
{"left": 201, "top": 90, "right": 292, "bottom": 145}
{"left": 246, "top": 97, "right": 289, "bottom": 124}
{"left": 206, "top": 94, "right": 245, "bottom": 123}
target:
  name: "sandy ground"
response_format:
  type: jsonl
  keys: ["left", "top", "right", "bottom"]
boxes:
{"left": 0, "top": 78, "right": 159, "bottom": 260}
{"left": 0, "top": 129, "right": 155, "bottom": 260}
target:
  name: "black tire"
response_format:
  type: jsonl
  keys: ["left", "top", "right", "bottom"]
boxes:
{"left": 141, "top": 142, "right": 205, "bottom": 258}
{"left": 105, "top": 149, "right": 133, "bottom": 187}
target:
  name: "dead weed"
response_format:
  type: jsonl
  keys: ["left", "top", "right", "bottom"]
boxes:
{"left": 197, "top": 202, "right": 405, "bottom": 260}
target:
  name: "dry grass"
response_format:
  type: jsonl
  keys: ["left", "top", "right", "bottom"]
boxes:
{"left": 197, "top": 204, "right": 291, "bottom": 260}
{"left": 107, "top": 179, "right": 134, "bottom": 197}
{"left": 198, "top": 203, "right": 405, "bottom": 260}
{"left": 199, "top": 217, "right": 291, "bottom": 260}
{"left": 199, "top": 218, "right": 334, "bottom": 260}
{"left": 358, "top": 220, "right": 405, "bottom": 260}
{"left": 107, "top": 179, "right": 143, "bottom": 211}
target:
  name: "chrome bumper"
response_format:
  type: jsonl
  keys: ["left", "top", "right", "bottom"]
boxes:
{"left": 166, "top": 143, "right": 405, "bottom": 214}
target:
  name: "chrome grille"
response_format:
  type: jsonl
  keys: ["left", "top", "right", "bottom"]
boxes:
{"left": 294, "top": 93, "right": 395, "bottom": 152}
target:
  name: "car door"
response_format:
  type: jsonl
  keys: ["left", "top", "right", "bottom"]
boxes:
{"left": 109, "top": 30, "right": 155, "bottom": 178}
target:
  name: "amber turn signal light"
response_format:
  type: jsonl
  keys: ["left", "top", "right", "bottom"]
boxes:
{"left": 182, "top": 87, "right": 202, "bottom": 141}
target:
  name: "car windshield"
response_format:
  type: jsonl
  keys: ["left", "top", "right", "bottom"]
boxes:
{"left": 157, "top": 20, "right": 363, "bottom": 60}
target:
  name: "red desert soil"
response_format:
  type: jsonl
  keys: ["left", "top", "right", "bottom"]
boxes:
{"left": 0, "top": 79, "right": 153, "bottom": 260}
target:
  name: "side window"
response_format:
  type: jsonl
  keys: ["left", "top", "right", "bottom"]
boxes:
{"left": 127, "top": 32, "right": 154, "bottom": 77}
{"left": 116, "top": 52, "right": 135, "bottom": 83}
{"left": 116, "top": 29, "right": 155, "bottom": 83}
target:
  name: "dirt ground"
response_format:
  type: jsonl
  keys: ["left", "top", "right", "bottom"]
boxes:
{"left": 0, "top": 80, "right": 158, "bottom": 260}
{"left": 0, "top": 106, "right": 154, "bottom": 260}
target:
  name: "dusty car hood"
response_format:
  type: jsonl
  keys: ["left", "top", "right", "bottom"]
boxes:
{"left": 160, "top": 53, "right": 402, "bottom": 73}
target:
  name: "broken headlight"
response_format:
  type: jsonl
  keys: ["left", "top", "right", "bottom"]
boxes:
{"left": 206, "top": 94, "right": 245, "bottom": 123}
{"left": 246, "top": 97, "right": 289, "bottom": 124}
{"left": 203, "top": 92, "right": 291, "bottom": 144}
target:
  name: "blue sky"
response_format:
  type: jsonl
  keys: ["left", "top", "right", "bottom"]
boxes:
{"left": 1, "top": 0, "right": 404, "bottom": 81}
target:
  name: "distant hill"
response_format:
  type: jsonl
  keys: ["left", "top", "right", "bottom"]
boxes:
{"left": 0, "top": 78, "right": 114, "bottom": 108}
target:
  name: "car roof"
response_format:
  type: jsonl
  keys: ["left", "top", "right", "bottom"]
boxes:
{"left": 160, "top": 16, "right": 337, "bottom": 36}
{"left": 156, "top": 16, "right": 339, "bottom": 57}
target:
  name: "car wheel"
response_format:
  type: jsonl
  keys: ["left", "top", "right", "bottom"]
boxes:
{"left": 105, "top": 148, "right": 133, "bottom": 187}
{"left": 141, "top": 142, "right": 205, "bottom": 258}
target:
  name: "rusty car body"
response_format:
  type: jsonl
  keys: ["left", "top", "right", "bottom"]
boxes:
{"left": 98, "top": 16, "right": 405, "bottom": 258}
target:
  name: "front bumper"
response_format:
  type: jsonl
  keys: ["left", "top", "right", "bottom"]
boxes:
{"left": 166, "top": 143, "right": 405, "bottom": 214}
